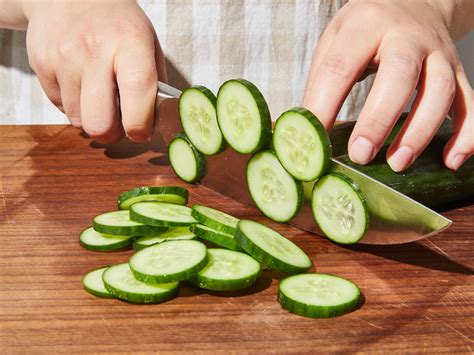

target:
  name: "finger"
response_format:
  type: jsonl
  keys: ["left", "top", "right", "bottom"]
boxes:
{"left": 386, "top": 51, "right": 455, "bottom": 171}
{"left": 115, "top": 42, "right": 158, "bottom": 142}
{"left": 348, "top": 41, "right": 424, "bottom": 164}
{"left": 57, "top": 74, "right": 82, "bottom": 127}
{"left": 302, "top": 25, "right": 381, "bottom": 129}
{"left": 154, "top": 34, "right": 167, "bottom": 83}
{"left": 443, "top": 66, "right": 474, "bottom": 170}
{"left": 80, "top": 62, "right": 124, "bottom": 144}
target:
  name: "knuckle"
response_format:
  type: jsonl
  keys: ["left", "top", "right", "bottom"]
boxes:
{"left": 29, "top": 51, "right": 49, "bottom": 73}
{"left": 386, "top": 52, "right": 421, "bottom": 83}
{"left": 363, "top": 114, "right": 393, "bottom": 136}
{"left": 57, "top": 40, "right": 76, "bottom": 60}
{"left": 322, "top": 55, "right": 352, "bottom": 79}
{"left": 79, "top": 30, "right": 103, "bottom": 58}
{"left": 360, "top": 2, "right": 384, "bottom": 19}
{"left": 121, "top": 69, "right": 157, "bottom": 91}
{"left": 431, "top": 71, "right": 455, "bottom": 97}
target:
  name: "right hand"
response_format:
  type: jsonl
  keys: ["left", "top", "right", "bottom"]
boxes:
{"left": 25, "top": 0, "right": 166, "bottom": 143}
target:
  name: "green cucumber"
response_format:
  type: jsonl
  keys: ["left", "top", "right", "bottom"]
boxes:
{"left": 92, "top": 210, "right": 167, "bottom": 237}
{"left": 190, "top": 224, "right": 240, "bottom": 251}
{"left": 278, "top": 273, "right": 361, "bottom": 318}
{"left": 179, "top": 86, "right": 226, "bottom": 155}
{"left": 133, "top": 227, "right": 196, "bottom": 251}
{"left": 129, "top": 240, "right": 208, "bottom": 283}
{"left": 102, "top": 263, "right": 179, "bottom": 304}
{"left": 79, "top": 227, "right": 133, "bottom": 252}
{"left": 130, "top": 202, "right": 197, "bottom": 227}
{"left": 191, "top": 205, "right": 239, "bottom": 235}
{"left": 190, "top": 248, "right": 261, "bottom": 291}
{"left": 273, "top": 107, "right": 332, "bottom": 181}
{"left": 118, "top": 186, "right": 188, "bottom": 210}
{"left": 311, "top": 173, "right": 368, "bottom": 244}
{"left": 216, "top": 79, "right": 272, "bottom": 154}
{"left": 168, "top": 133, "right": 206, "bottom": 183}
{"left": 82, "top": 267, "right": 114, "bottom": 299}
{"left": 247, "top": 150, "right": 303, "bottom": 222}
{"left": 235, "top": 219, "right": 312, "bottom": 274}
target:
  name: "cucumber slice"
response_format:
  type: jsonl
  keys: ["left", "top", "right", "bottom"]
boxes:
{"left": 79, "top": 227, "right": 133, "bottom": 252}
{"left": 179, "top": 86, "right": 225, "bottom": 155}
{"left": 82, "top": 267, "right": 114, "bottom": 299}
{"left": 191, "top": 205, "right": 239, "bottom": 235}
{"left": 273, "top": 107, "right": 332, "bottom": 181}
{"left": 278, "top": 273, "right": 361, "bottom": 318}
{"left": 190, "top": 248, "right": 261, "bottom": 291}
{"left": 216, "top": 79, "right": 271, "bottom": 154}
{"left": 129, "top": 240, "right": 208, "bottom": 283}
{"left": 168, "top": 133, "right": 206, "bottom": 183}
{"left": 133, "top": 227, "right": 196, "bottom": 251}
{"left": 102, "top": 263, "right": 179, "bottom": 304}
{"left": 235, "top": 220, "right": 312, "bottom": 274}
{"left": 118, "top": 186, "right": 188, "bottom": 210}
{"left": 311, "top": 173, "right": 368, "bottom": 244}
{"left": 130, "top": 202, "right": 197, "bottom": 227}
{"left": 92, "top": 210, "right": 167, "bottom": 237}
{"left": 190, "top": 224, "right": 240, "bottom": 251}
{"left": 247, "top": 150, "right": 303, "bottom": 222}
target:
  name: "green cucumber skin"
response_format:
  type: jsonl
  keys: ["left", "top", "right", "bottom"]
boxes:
{"left": 79, "top": 239, "right": 133, "bottom": 252}
{"left": 190, "top": 224, "right": 240, "bottom": 251}
{"left": 83, "top": 285, "right": 115, "bottom": 299}
{"left": 189, "top": 269, "right": 261, "bottom": 291}
{"left": 191, "top": 206, "right": 238, "bottom": 235}
{"left": 277, "top": 275, "right": 361, "bottom": 318}
{"left": 168, "top": 133, "right": 207, "bottom": 183}
{"left": 217, "top": 79, "right": 272, "bottom": 154}
{"left": 273, "top": 107, "right": 332, "bottom": 181}
{"left": 235, "top": 221, "right": 310, "bottom": 274}
{"left": 246, "top": 150, "right": 303, "bottom": 223}
{"left": 130, "top": 252, "right": 210, "bottom": 284}
{"left": 312, "top": 172, "right": 369, "bottom": 245}
{"left": 179, "top": 86, "right": 227, "bottom": 155}
{"left": 118, "top": 186, "right": 188, "bottom": 210}
{"left": 92, "top": 221, "right": 167, "bottom": 237}
{"left": 103, "top": 280, "right": 179, "bottom": 304}
{"left": 337, "top": 140, "right": 474, "bottom": 208}
{"left": 129, "top": 208, "right": 195, "bottom": 227}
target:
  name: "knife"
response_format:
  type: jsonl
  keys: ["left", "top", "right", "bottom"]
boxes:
{"left": 154, "top": 82, "right": 452, "bottom": 245}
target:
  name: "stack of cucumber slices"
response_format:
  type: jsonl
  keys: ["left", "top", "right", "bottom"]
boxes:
{"left": 80, "top": 185, "right": 361, "bottom": 318}
{"left": 168, "top": 79, "right": 369, "bottom": 244}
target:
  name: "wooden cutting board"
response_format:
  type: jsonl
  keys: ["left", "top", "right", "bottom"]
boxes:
{"left": 0, "top": 125, "right": 472, "bottom": 353}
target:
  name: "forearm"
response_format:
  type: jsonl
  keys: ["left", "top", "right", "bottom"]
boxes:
{"left": 433, "top": 0, "right": 474, "bottom": 40}
{"left": 0, "top": 0, "right": 28, "bottom": 30}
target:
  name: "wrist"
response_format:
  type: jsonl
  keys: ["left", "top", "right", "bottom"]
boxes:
{"left": 0, "top": 0, "right": 28, "bottom": 30}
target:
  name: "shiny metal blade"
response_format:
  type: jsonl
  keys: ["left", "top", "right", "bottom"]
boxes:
{"left": 154, "top": 82, "right": 452, "bottom": 245}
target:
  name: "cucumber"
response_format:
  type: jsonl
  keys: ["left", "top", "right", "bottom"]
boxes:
{"left": 216, "top": 79, "right": 272, "bottom": 154}
{"left": 190, "top": 248, "right": 261, "bottom": 291}
{"left": 130, "top": 202, "right": 197, "bottom": 227}
{"left": 102, "top": 263, "right": 179, "bottom": 304}
{"left": 82, "top": 267, "right": 114, "bottom": 299}
{"left": 79, "top": 227, "right": 133, "bottom": 252}
{"left": 190, "top": 224, "right": 240, "bottom": 251}
{"left": 168, "top": 133, "right": 206, "bottom": 183}
{"left": 273, "top": 107, "right": 332, "bottom": 181}
{"left": 247, "top": 150, "right": 303, "bottom": 222}
{"left": 118, "top": 186, "right": 188, "bottom": 210}
{"left": 311, "top": 173, "right": 368, "bottom": 244}
{"left": 278, "top": 273, "right": 360, "bottom": 318}
{"left": 92, "top": 210, "right": 167, "bottom": 237}
{"left": 179, "top": 86, "right": 225, "bottom": 155}
{"left": 235, "top": 219, "right": 312, "bottom": 274}
{"left": 133, "top": 227, "right": 196, "bottom": 251}
{"left": 191, "top": 205, "right": 239, "bottom": 235}
{"left": 129, "top": 240, "right": 208, "bottom": 283}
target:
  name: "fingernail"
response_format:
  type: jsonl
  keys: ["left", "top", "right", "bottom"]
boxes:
{"left": 127, "top": 134, "right": 151, "bottom": 143}
{"left": 450, "top": 154, "right": 465, "bottom": 170}
{"left": 349, "top": 137, "right": 375, "bottom": 164}
{"left": 387, "top": 146, "right": 414, "bottom": 172}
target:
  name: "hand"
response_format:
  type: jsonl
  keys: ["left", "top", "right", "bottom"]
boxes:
{"left": 302, "top": 0, "right": 474, "bottom": 171}
{"left": 24, "top": 0, "right": 166, "bottom": 143}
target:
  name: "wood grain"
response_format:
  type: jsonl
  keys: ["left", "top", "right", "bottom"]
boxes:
{"left": 0, "top": 125, "right": 473, "bottom": 353}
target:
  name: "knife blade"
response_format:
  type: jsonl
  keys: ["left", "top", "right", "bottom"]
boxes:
{"left": 154, "top": 82, "right": 452, "bottom": 245}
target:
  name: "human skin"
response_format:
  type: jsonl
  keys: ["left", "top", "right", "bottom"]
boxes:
{"left": 303, "top": 0, "right": 474, "bottom": 171}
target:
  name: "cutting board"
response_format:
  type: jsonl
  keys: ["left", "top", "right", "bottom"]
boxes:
{"left": 0, "top": 125, "right": 472, "bottom": 353}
